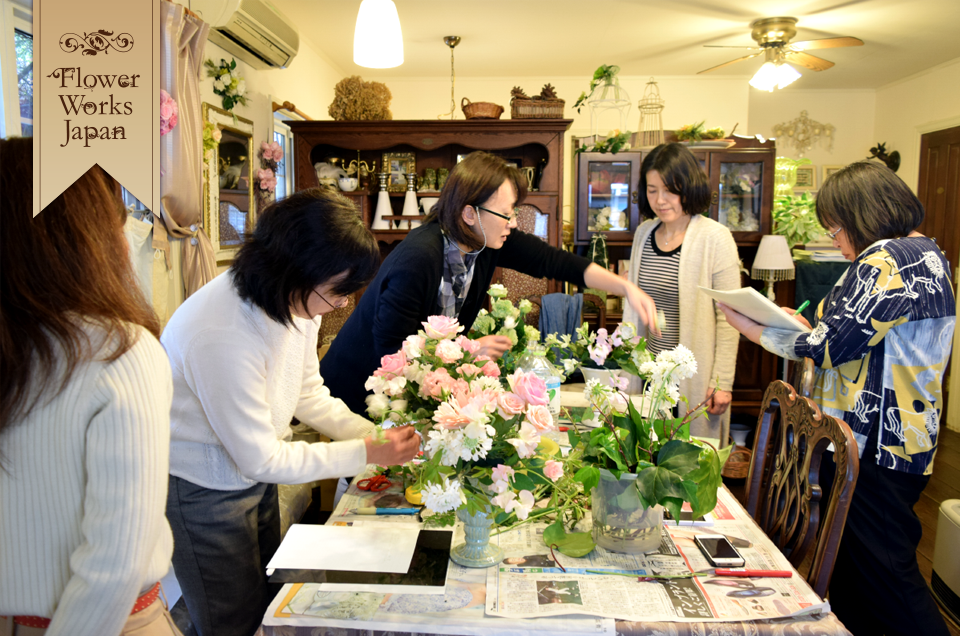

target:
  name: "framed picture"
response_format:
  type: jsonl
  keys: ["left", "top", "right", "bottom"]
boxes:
{"left": 383, "top": 151, "right": 416, "bottom": 192}
{"left": 794, "top": 165, "right": 817, "bottom": 191}
{"left": 822, "top": 164, "right": 843, "bottom": 184}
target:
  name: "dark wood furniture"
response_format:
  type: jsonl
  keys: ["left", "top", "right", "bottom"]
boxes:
{"left": 745, "top": 380, "right": 860, "bottom": 598}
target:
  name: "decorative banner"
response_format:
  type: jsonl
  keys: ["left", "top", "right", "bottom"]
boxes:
{"left": 33, "top": 0, "right": 159, "bottom": 216}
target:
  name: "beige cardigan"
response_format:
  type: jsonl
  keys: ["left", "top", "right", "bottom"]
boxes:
{"left": 623, "top": 214, "right": 741, "bottom": 441}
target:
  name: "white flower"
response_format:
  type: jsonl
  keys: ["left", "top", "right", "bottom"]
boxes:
{"left": 488, "top": 284, "right": 508, "bottom": 299}
{"left": 236, "top": 79, "right": 246, "bottom": 96}
{"left": 562, "top": 359, "right": 578, "bottom": 375}
{"left": 504, "top": 490, "right": 536, "bottom": 520}
{"left": 403, "top": 360, "right": 428, "bottom": 385}
{"left": 518, "top": 299, "right": 533, "bottom": 314}
{"left": 422, "top": 477, "right": 463, "bottom": 513}
{"left": 615, "top": 322, "right": 637, "bottom": 341}
{"left": 213, "top": 77, "right": 225, "bottom": 92}
{"left": 507, "top": 421, "right": 540, "bottom": 458}
{"left": 491, "top": 490, "right": 516, "bottom": 510}
{"left": 365, "top": 393, "right": 390, "bottom": 419}
{"left": 470, "top": 375, "right": 503, "bottom": 393}
{"left": 503, "top": 315, "right": 517, "bottom": 329}
{"left": 364, "top": 375, "right": 386, "bottom": 394}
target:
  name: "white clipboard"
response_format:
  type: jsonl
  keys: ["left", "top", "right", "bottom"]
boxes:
{"left": 699, "top": 286, "right": 812, "bottom": 333}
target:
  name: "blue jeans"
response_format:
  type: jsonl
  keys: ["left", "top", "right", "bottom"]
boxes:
{"left": 166, "top": 476, "right": 281, "bottom": 636}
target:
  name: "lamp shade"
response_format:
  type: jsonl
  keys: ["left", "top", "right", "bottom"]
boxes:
{"left": 751, "top": 235, "right": 795, "bottom": 281}
{"left": 353, "top": 0, "right": 404, "bottom": 69}
{"left": 749, "top": 61, "right": 800, "bottom": 92}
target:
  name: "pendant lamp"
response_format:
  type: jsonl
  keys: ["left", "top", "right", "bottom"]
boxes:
{"left": 353, "top": 0, "right": 404, "bottom": 69}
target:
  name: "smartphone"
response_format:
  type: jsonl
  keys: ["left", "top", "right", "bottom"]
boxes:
{"left": 694, "top": 534, "right": 746, "bottom": 567}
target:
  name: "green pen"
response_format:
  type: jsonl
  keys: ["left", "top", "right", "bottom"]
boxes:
{"left": 793, "top": 300, "right": 810, "bottom": 316}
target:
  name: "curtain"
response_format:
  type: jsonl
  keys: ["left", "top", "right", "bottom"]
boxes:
{"left": 156, "top": 0, "right": 217, "bottom": 298}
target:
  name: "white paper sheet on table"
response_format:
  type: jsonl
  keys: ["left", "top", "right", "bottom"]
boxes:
{"left": 266, "top": 524, "right": 420, "bottom": 575}
{"left": 698, "top": 286, "right": 812, "bottom": 332}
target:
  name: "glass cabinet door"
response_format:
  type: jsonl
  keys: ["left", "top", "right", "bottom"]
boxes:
{"left": 575, "top": 152, "right": 641, "bottom": 245}
{"left": 709, "top": 152, "right": 773, "bottom": 244}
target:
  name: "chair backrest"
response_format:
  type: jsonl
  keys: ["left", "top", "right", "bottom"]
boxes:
{"left": 502, "top": 204, "right": 552, "bottom": 325}
{"left": 744, "top": 380, "right": 859, "bottom": 599}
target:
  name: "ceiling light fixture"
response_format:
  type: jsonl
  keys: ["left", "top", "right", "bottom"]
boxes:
{"left": 353, "top": 0, "right": 404, "bottom": 69}
{"left": 749, "top": 50, "right": 800, "bottom": 92}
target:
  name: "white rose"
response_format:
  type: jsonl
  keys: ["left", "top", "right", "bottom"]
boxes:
{"left": 236, "top": 79, "right": 246, "bottom": 96}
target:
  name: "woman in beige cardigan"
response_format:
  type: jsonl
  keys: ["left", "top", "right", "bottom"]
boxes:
{"left": 622, "top": 143, "right": 740, "bottom": 441}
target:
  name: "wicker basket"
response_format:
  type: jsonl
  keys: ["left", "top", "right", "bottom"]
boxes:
{"left": 461, "top": 97, "right": 504, "bottom": 120}
{"left": 511, "top": 97, "right": 565, "bottom": 119}
{"left": 722, "top": 445, "right": 753, "bottom": 479}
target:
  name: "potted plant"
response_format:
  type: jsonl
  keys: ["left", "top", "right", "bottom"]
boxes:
{"left": 556, "top": 344, "right": 732, "bottom": 554}
{"left": 544, "top": 321, "right": 651, "bottom": 385}
{"left": 773, "top": 192, "right": 824, "bottom": 249}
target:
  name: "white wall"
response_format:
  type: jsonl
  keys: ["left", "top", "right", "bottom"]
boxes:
{"left": 747, "top": 88, "right": 877, "bottom": 187}
{"left": 370, "top": 74, "right": 750, "bottom": 222}
{"left": 874, "top": 57, "right": 960, "bottom": 192}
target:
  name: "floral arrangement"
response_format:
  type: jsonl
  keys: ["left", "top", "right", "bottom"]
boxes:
{"left": 545, "top": 321, "right": 650, "bottom": 375}
{"left": 468, "top": 285, "right": 540, "bottom": 375}
{"left": 572, "top": 64, "right": 621, "bottom": 113}
{"left": 675, "top": 121, "right": 725, "bottom": 143}
{"left": 202, "top": 122, "right": 221, "bottom": 162}
{"left": 160, "top": 89, "right": 178, "bottom": 136}
{"left": 256, "top": 140, "right": 283, "bottom": 194}
{"left": 204, "top": 58, "right": 248, "bottom": 111}
{"left": 364, "top": 314, "right": 572, "bottom": 526}
{"left": 575, "top": 129, "right": 633, "bottom": 156}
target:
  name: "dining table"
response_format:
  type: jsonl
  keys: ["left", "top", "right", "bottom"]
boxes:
{"left": 259, "top": 386, "right": 853, "bottom": 636}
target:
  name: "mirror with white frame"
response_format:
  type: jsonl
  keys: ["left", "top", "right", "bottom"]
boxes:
{"left": 202, "top": 103, "right": 255, "bottom": 263}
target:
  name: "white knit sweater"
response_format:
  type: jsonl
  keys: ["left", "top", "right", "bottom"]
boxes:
{"left": 0, "top": 325, "right": 174, "bottom": 636}
{"left": 161, "top": 273, "right": 374, "bottom": 491}
{"left": 624, "top": 215, "right": 741, "bottom": 440}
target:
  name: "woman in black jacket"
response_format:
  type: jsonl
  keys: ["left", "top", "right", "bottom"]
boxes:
{"left": 322, "top": 151, "right": 660, "bottom": 416}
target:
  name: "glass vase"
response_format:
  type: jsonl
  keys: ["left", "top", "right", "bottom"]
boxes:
{"left": 591, "top": 468, "right": 663, "bottom": 554}
{"left": 450, "top": 507, "right": 504, "bottom": 568}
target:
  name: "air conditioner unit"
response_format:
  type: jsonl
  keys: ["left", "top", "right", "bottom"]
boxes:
{"left": 193, "top": 0, "right": 299, "bottom": 70}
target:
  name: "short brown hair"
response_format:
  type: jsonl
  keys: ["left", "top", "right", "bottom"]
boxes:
{"left": 816, "top": 161, "right": 924, "bottom": 255}
{"left": 425, "top": 151, "right": 526, "bottom": 250}
{"left": 1, "top": 137, "right": 160, "bottom": 430}
{"left": 639, "top": 142, "right": 711, "bottom": 218}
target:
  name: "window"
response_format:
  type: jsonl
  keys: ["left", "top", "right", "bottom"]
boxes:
{"left": 273, "top": 116, "right": 294, "bottom": 200}
{"left": 1, "top": 1, "right": 32, "bottom": 138}
{"left": 13, "top": 28, "right": 30, "bottom": 135}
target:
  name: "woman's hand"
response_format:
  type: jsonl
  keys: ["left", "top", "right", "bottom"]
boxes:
{"left": 781, "top": 307, "right": 812, "bottom": 329}
{"left": 474, "top": 335, "right": 513, "bottom": 359}
{"left": 706, "top": 389, "right": 732, "bottom": 415}
{"left": 623, "top": 284, "right": 661, "bottom": 337}
{"left": 716, "top": 303, "right": 764, "bottom": 345}
{"left": 364, "top": 426, "right": 421, "bottom": 466}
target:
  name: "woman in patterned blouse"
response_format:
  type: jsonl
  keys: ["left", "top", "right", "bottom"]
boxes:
{"left": 718, "top": 161, "right": 952, "bottom": 636}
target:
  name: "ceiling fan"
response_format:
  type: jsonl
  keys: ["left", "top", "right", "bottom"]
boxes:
{"left": 698, "top": 17, "right": 863, "bottom": 89}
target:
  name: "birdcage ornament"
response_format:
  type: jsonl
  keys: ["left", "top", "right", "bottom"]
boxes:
{"left": 637, "top": 78, "right": 665, "bottom": 148}
{"left": 586, "top": 66, "right": 631, "bottom": 138}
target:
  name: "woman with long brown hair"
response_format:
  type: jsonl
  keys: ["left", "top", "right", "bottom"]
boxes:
{"left": 0, "top": 137, "right": 181, "bottom": 636}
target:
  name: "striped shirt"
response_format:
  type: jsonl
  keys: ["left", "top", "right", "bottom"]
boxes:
{"left": 637, "top": 226, "right": 681, "bottom": 355}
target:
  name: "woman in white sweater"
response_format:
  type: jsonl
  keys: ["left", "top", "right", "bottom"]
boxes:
{"left": 0, "top": 138, "right": 180, "bottom": 636}
{"left": 623, "top": 143, "right": 740, "bottom": 441}
{"left": 161, "top": 189, "right": 420, "bottom": 636}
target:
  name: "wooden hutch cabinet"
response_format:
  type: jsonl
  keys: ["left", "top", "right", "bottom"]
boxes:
{"left": 573, "top": 134, "right": 780, "bottom": 419}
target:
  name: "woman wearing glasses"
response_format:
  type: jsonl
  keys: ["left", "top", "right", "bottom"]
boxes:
{"left": 322, "top": 151, "right": 660, "bottom": 416}
{"left": 718, "top": 161, "right": 952, "bottom": 636}
{"left": 160, "top": 189, "right": 420, "bottom": 636}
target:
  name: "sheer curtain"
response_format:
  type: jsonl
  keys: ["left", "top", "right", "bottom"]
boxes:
{"left": 156, "top": 0, "right": 217, "bottom": 298}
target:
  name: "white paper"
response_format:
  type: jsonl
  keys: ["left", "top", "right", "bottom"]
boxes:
{"left": 266, "top": 524, "right": 420, "bottom": 575}
{"left": 699, "top": 286, "right": 812, "bottom": 333}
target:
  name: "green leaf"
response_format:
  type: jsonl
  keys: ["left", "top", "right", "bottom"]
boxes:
{"left": 543, "top": 520, "right": 596, "bottom": 557}
{"left": 511, "top": 472, "right": 536, "bottom": 492}
{"left": 661, "top": 496, "right": 684, "bottom": 524}
{"left": 574, "top": 465, "right": 600, "bottom": 492}
{"left": 567, "top": 426, "right": 582, "bottom": 449}
{"left": 636, "top": 464, "right": 686, "bottom": 504}
{"left": 657, "top": 440, "right": 703, "bottom": 477}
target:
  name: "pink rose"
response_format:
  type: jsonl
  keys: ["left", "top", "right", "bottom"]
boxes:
{"left": 525, "top": 404, "right": 554, "bottom": 432}
{"left": 456, "top": 363, "right": 482, "bottom": 378}
{"left": 212, "top": 128, "right": 222, "bottom": 142}
{"left": 480, "top": 361, "right": 501, "bottom": 378}
{"left": 510, "top": 370, "right": 548, "bottom": 406}
{"left": 544, "top": 460, "right": 564, "bottom": 482}
{"left": 435, "top": 339, "right": 464, "bottom": 364}
{"left": 456, "top": 335, "right": 482, "bottom": 355}
{"left": 159, "top": 89, "right": 178, "bottom": 136}
{"left": 374, "top": 350, "right": 407, "bottom": 380}
{"left": 421, "top": 368, "right": 455, "bottom": 399}
{"left": 422, "top": 315, "right": 463, "bottom": 340}
{"left": 496, "top": 392, "right": 525, "bottom": 419}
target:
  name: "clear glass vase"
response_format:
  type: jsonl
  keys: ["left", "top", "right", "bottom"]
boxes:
{"left": 591, "top": 468, "right": 663, "bottom": 554}
{"left": 450, "top": 507, "right": 504, "bottom": 568}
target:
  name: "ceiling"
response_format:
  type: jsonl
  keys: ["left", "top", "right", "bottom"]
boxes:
{"left": 272, "top": 0, "right": 960, "bottom": 90}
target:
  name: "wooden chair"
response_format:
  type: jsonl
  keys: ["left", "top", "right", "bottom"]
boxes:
{"left": 744, "top": 379, "right": 859, "bottom": 598}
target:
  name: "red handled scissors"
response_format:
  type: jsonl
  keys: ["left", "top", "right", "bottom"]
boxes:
{"left": 357, "top": 474, "right": 392, "bottom": 492}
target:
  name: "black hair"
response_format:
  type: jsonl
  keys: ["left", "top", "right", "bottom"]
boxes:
{"left": 816, "top": 161, "right": 925, "bottom": 255}
{"left": 639, "top": 142, "right": 711, "bottom": 218}
{"left": 231, "top": 188, "right": 380, "bottom": 326}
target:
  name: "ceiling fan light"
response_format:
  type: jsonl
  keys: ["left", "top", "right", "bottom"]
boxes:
{"left": 776, "top": 63, "right": 801, "bottom": 89}
{"left": 749, "top": 62, "right": 780, "bottom": 92}
{"left": 353, "top": 0, "right": 404, "bottom": 69}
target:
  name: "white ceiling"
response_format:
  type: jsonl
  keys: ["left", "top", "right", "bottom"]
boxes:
{"left": 273, "top": 0, "right": 960, "bottom": 90}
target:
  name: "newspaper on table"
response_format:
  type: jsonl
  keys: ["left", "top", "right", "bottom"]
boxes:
{"left": 484, "top": 495, "right": 829, "bottom": 623}
{"left": 263, "top": 520, "right": 614, "bottom": 636}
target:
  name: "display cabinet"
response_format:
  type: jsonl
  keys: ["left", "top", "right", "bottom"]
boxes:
{"left": 574, "top": 152, "right": 641, "bottom": 244}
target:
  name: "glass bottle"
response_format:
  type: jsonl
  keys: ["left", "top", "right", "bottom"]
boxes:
{"left": 516, "top": 345, "right": 562, "bottom": 442}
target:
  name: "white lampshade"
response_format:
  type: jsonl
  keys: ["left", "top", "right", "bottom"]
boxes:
{"left": 749, "top": 61, "right": 801, "bottom": 92}
{"left": 353, "top": 0, "right": 404, "bottom": 69}
{"left": 372, "top": 190, "right": 391, "bottom": 230}
{"left": 751, "top": 235, "right": 795, "bottom": 281}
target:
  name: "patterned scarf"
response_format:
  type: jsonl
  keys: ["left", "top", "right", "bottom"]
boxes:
{"left": 438, "top": 232, "right": 478, "bottom": 318}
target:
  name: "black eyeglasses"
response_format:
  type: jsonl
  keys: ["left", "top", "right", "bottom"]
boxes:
{"left": 476, "top": 205, "right": 519, "bottom": 222}
{"left": 312, "top": 289, "right": 348, "bottom": 310}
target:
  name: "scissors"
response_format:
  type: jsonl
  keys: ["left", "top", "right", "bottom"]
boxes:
{"left": 357, "top": 474, "right": 392, "bottom": 492}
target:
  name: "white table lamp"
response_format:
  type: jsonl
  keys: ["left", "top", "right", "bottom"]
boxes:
{"left": 751, "top": 235, "right": 795, "bottom": 301}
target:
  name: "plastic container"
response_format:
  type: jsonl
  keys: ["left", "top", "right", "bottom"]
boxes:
{"left": 516, "top": 345, "right": 562, "bottom": 443}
